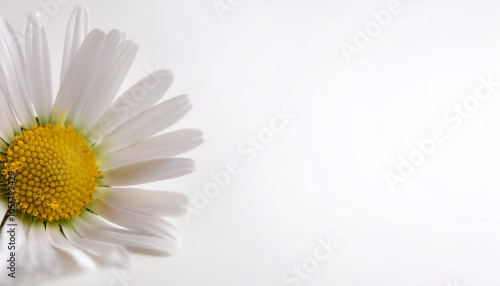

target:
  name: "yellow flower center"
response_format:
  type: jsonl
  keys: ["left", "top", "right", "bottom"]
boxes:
{"left": 2, "top": 124, "right": 98, "bottom": 222}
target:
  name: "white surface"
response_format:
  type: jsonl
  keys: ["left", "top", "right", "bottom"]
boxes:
{"left": 2, "top": 0, "right": 500, "bottom": 285}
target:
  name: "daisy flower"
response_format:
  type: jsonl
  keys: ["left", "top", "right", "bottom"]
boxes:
{"left": 0, "top": 5, "right": 202, "bottom": 284}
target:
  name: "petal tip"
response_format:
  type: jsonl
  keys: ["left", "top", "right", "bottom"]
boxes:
{"left": 28, "top": 12, "right": 45, "bottom": 27}
{"left": 75, "top": 4, "right": 89, "bottom": 14}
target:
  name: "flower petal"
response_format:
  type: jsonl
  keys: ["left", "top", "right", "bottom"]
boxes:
{"left": 52, "top": 29, "right": 106, "bottom": 125}
{"left": 99, "top": 158, "right": 195, "bottom": 186}
{"left": 89, "top": 29, "right": 125, "bottom": 76}
{"left": 87, "top": 226, "right": 180, "bottom": 256}
{"left": 86, "top": 70, "right": 174, "bottom": 144}
{"left": 61, "top": 4, "right": 89, "bottom": 82}
{"left": 98, "top": 129, "right": 203, "bottom": 169}
{"left": 65, "top": 30, "right": 127, "bottom": 125}
{"left": 0, "top": 89, "right": 21, "bottom": 136}
{"left": 74, "top": 215, "right": 181, "bottom": 256}
{"left": 61, "top": 221, "right": 129, "bottom": 269}
{"left": 46, "top": 223, "right": 96, "bottom": 271}
{"left": 0, "top": 96, "right": 16, "bottom": 143}
{"left": 25, "top": 12, "right": 53, "bottom": 124}
{"left": 0, "top": 203, "right": 6, "bottom": 220}
{"left": 19, "top": 223, "right": 58, "bottom": 272}
{"left": 0, "top": 18, "right": 36, "bottom": 128}
{"left": 74, "top": 40, "right": 138, "bottom": 129}
{"left": 93, "top": 94, "right": 192, "bottom": 154}
{"left": 89, "top": 199, "right": 180, "bottom": 240}
{"left": 94, "top": 187, "right": 188, "bottom": 216}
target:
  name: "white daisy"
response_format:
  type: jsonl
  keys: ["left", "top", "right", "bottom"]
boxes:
{"left": 0, "top": 5, "right": 202, "bottom": 284}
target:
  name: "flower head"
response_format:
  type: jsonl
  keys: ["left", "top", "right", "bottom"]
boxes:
{"left": 0, "top": 5, "right": 202, "bottom": 284}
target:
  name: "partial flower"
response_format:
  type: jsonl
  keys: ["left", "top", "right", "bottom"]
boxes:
{"left": 0, "top": 5, "right": 202, "bottom": 285}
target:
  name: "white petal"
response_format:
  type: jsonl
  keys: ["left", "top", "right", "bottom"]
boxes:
{"left": 98, "top": 229, "right": 181, "bottom": 256}
{"left": 52, "top": 29, "right": 106, "bottom": 125}
{"left": 61, "top": 221, "right": 130, "bottom": 269}
{"left": 0, "top": 202, "right": 6, "bottom": 219}
{"left": 25, "top": 13, "right": 53, "bottom": 124}
{"left": 89, "top": 199, "right": 180, "bottom": 240}
{"left": 61, "top": 4, "right": 89, "bottom": 82}
{"left": 19, "top": 223, "right": 58, "bottom": 272}
{"left": 0, "top": 18, "right": 36, "bottom": 128}
{"left": 94, "top": 187, "right": 188, "bottom": 216}
{"left": 80, "top": 211, "right": 118, "bottom": 230}
{"left": 98, "top": 129, "right": 203, "bottom": 169}
{"left": 46, "top": 223, "right": 96, "bottom": 270}
{"left": 74, "top": 215, "right": 181, "bottom": 256}
{"left": 84, "top": 224, "right": 180, "bottom": 256}
{"left": 16, "top": 223, "right": 74, "bottom": 285}
{"left": 0, "top": 89, "right": 21, "bottom": 136}
{"left": 89, "top": 29, "right": 125, "bottom": 76}
{"left": 86, "top": 70, "right": 174, "bottom": 144}
{"left": 65, "top": 30, "right": 126, "bottom": 125}
{"left": 74, "top": 40, "right": 138, "bottom": 129}
{"left": 16, "top": 224, "right": 85, "bottom": 285}
{"left": 0, "top": 98, "right": 16, "bottom": 143}
{"left": 99, "top": 158, "right": 195, "bottom": 186}
{"left": 93, "top": 95, "right": 192, "bottom": 154}
{"left": 0, "top": 69, "right": 21, "bottom": 133}
{"left": 20, "top": 215, "right": 33, "bottom": 237}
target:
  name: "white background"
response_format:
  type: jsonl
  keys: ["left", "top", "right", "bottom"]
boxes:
{"left": 2, "top": 0, "right": 500, "bottom": 285}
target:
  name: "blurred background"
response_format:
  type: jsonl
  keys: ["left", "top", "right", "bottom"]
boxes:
{"left": 2, "top": 0, "right": 500, "bottom": 285}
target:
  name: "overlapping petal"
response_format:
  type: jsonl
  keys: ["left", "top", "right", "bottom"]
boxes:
{"left": 61, "top": 4, "right": 90, "bottom": 81}
{"left": 25, "top": 13, "right": 53, "bottom": 125}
